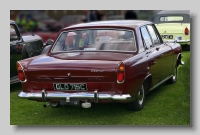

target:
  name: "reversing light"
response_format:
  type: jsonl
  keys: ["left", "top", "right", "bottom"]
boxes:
{"left": 117, "top": 62, "right": 125, "bottom": 83}
{"left": 184, "top": 27, "right": 189, "bottom": 35}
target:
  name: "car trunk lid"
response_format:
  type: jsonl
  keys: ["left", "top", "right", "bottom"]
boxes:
{"left": 155, "top": 23, "right": 188, "bottom": 34}
{"left": 26, "top": 52, "right": 134, "bottom": 92}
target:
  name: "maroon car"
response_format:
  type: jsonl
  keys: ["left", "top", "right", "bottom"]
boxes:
{"left": 17, "top": 20, "right": 184, "bottom": 111}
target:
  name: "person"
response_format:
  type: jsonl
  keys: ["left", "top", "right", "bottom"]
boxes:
{"left": 124, "top": 10, "right": 138, "bottom": 20}
{"left": 84, "top": 10, "right": 98, "bottom": 22}
{"left": 79, "top": 32, "right": 86, "bottom": 47}
{"left": 95, "top": 10, "right": 106, "bottom": 21}
{"left": 83, "top": 30, "right": 97, "bottom": 46}
{"left": 62, "top": 32, "right": 77, "bottom": 50}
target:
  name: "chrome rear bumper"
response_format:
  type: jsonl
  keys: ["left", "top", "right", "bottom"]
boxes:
{"left": 166, "top": 39, "right": 190, "bottom": 44}
{"left": 18, "top": 90, "right": 132, "bottom": 103}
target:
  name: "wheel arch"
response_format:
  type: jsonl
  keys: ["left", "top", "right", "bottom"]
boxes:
{"left": 143, "top": 74, "right": 152, "bottom": 94}
{"left": 176, "top": 53, "right": 183, "bottom": 67}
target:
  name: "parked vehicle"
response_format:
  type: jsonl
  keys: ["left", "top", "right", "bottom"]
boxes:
{"left": 10, "top": 20, "right": 44, "bottom": 84}
{"left": 154, "top": 10, "right": 190, "bottom": 50}
{"left": 17, "top": 20, "right": 184, "bottom": 111}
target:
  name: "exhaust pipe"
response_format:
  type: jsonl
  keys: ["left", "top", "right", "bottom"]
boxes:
{"left": 81, "top": 101, "right": 91, "bottom": 108}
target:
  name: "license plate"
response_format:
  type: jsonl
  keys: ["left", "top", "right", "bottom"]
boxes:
{"left": 175, "top": 36, "right": 182, "bottom": 40}
{"left": 53, "top": 83, "right": 88, "bottom": 90}
{"left": 161, "top": 35, "right": 173, "bottom": 39}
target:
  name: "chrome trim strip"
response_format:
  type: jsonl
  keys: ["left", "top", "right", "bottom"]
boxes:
{"left": 150, "top": 75, "right": 173, "bottom": 91}
{"left": 18, "top": 91, "right": 132, "bottom": 101}
{"left": 164, "top": 40, "right": 190, "bottom": 43}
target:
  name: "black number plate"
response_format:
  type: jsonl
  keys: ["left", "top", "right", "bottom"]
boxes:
{"left": 54, "top": 83, "right": 88, "bottom": 90}
{"left": 161, "top": 35, "right": 173, "bottom": 39}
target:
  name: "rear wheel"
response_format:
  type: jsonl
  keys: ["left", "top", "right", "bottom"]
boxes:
{"left": 50, "top": 102, "right": 60, "bottom": 108}
{"left": 127, "top": 84, "right": 146, "bottom": 111}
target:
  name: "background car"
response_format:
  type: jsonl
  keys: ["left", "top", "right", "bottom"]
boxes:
{"left": 154, "top": 10, "right": 190, "bottom": 50}
{"left": 17, "top": 20, "right": 184, "bottom": 111}
{"left": 10, "top": 20, "right": 44, "bottom": 84}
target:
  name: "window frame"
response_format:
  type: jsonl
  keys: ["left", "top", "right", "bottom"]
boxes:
{"left": 50, "top": 28, "right": 138, "bottom": 54}
{"left": 146, "top": 24, "right": 161, "bottom": 46}
{"left": 10, "top": 24, "right": 21, "bottom": 42}
{"left": 140, "top": 25, "right": 153, "bottom": 49}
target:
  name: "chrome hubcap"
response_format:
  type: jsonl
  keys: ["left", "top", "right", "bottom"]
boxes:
{"left": 138, "top": 86, "right": 144, "bottom": 105}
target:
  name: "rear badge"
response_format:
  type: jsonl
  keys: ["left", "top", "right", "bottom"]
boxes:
{"left": 67, "top": 73, "right": 71, "bottom": 77}
{"left": 91, "top": 69, "right": 104, "bottom": 72}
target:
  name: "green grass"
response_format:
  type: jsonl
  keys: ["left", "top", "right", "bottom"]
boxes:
{"left": 10, "top": 51, "right": 190, "bottom": 125}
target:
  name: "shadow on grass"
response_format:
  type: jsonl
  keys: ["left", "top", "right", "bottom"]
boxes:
{"left": 10, "top": 82, "right": 22, "bottom": 92}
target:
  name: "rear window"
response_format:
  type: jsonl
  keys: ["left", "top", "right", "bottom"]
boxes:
{"left": 51, "top": 29, "right": 137, "bottom": 53}
{"left": 159, "top": 16, "right": 184, "bottom": 22}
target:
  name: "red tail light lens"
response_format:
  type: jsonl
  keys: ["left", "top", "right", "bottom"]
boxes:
{"left": 185, "top": 27, "right": 189, "bottom": 35}
{"left": 16, "top": 62, "right": 26, "bottom": 82}
{"left": 117, "top": 62, "right": 125, "bottom": 83}
{"left": 18, "top": 70, "right": 25, "bottom": 81}
{"left": 117, "top": 72, "right": 124, "bottom": 82}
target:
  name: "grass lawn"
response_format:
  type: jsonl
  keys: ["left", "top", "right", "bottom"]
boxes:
{"left": 10, "top": 51, "right": 190, "bottom": 125}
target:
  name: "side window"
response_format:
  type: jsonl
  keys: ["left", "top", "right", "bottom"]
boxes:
{"left": 140, "top": 26, "right": 153, "bottom": 48}
{"left": 146, "top": 25, "right": 160, "bottom": 45}
{"left": 10, "top": 24, "right": 19, "bottom": 42}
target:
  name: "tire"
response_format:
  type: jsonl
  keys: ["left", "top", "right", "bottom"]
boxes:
{"left": 168, "top": 66, "right": 177, "bottom": 84}
{"left": 50, "top": 102, "right": 60, "bottom": 108}
{"left": 127, "top": 84, "right": 146, "bottom": 111}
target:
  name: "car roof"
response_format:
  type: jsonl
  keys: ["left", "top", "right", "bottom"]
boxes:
{"left": 154, "top": 10, "right": 190, "bottom": 23}
{"left": 157, "top": 10, "right": 190, "bottom": 15}
{"left": 64, "top": 20, "right": 153, "bottom": 30}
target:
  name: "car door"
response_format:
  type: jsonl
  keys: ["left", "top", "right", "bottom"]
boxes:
{"left": 146, "top": 24, "right": 174, "bottom": 82}
{"left": 140, "top": 25, "right": 161, "bottom": 86}
{"left": 140, "top": 24, "right": 172, "bottom": 86}
{"left": 10, "top": 23, "right": 25, "bottom": 78}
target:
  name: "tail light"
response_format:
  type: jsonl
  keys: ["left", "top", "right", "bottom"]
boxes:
{"left": 117, "top": 62, "right": 125, "bottom": 83}
{"left": 16, "top": 62, "right": 26, "bottom": 82}
{"left": 184, "top": 27, "right": 189, "bottom": 35}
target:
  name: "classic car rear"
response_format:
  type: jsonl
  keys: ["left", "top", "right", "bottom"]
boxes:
{"left": 17, "top": 20, "right": 184, "bottom": 111}
{"left": 154, "top": 10, "right": 190, "bottom": 50}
